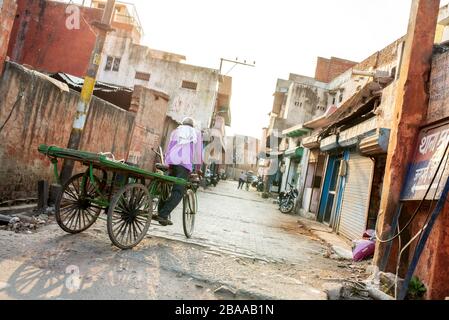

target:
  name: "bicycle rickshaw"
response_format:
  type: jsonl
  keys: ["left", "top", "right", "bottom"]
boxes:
{"left": 38, "top": 145, "right": 199, "bottom": 250}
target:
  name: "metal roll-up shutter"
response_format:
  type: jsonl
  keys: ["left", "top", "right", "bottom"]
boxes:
{"left": 338, "top": 153, "right": 374, "bottom": 240}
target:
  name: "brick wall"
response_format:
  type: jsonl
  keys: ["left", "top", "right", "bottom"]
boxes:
{"left": 7, "top": 0, "right": 101, "bottom": 77}
{"left": 0, "top": 0, "right": 17, "bottom": 75}
{"left": 0, "top": 62, "right": 137, "bottom": 201}
{"left": 128, "top": 86, "right": 170, "bottom": 171}
{"left": 315, "top": 57, "right": 358, "bottom": 83}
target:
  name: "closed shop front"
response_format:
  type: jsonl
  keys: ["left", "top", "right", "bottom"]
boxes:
{"left": 337, "top": 152, "right": 374, "bottom": 240}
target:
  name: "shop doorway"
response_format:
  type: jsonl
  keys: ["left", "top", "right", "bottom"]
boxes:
{"left": 318, "top": 154, "right": 343, "bottom": 225}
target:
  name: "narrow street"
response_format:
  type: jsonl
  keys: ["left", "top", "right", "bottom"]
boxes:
{"left": 0, "top": 181, "right": 366, "bottom": 300}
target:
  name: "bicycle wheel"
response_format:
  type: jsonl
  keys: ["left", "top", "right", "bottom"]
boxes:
{"left": 55, "top": 173, "right": 101, "bottom": 234}
{"left": 107, "top": 184, "right": 153, "bottom": 250}
{"left": 182, "top": 189, "right": 197, "bottom": 238}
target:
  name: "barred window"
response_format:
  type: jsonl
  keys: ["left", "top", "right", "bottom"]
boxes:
{"left": 112, "top": 57, "right": 121, "bottom": 72}
{"left": 105, "top": 56, "right": 121, "bottom": 72}
{"left": 135, "top": 72, "right": 151, "bottom": 81}
{"left": 181, "top": 80, "right": 198, "bottom": 91}
{"left": 105, "top": 56, "right": 114, "bottom": 71}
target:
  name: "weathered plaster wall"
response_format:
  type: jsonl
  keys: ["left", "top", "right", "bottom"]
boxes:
{"left": 97, "top": 33, "right": 219, "bottom": 130}
{"left": 0, "top": 0, "right": 17, "bottom": 75}
{"left": 402, "top": 49, "right": 449, "bottom": 300}
{"left": 0, "top": 62, "right": 78, "bottom": 200}
{"left": 427, "top": 50, "right": 449, "bottom": 124}
{"left": 283, "top": 82, "right": 328, "bottom": 128}
{"left": 128, "top": 86, "right": 170, "bottom": 171}
{"left": 0, "top": 62, "right": 137, "bottom": 201}
{"left": 7, "top": 0, "right": 101, "bottom": 77}
{"left": 79, "top": 97, "right": 135, "bottom": 161}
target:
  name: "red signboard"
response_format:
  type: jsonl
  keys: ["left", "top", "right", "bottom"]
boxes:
{"left": 402, "top": 121, "right": 449, "bottom": 201}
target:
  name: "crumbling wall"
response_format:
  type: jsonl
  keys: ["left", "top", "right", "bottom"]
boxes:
{"left": 0, "top": 62, "right": 137, "bottom": 201}
{"left": 79, "top": 97, "right": 135, "bottom": 161}
{"left": 127, "top": 86, "right": 169, "bottom": 171}
{"left": 0, "top": 62, "right": 78, "bottom": 201}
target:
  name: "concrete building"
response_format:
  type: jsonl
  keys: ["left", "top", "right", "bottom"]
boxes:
{"left": 225, "top": 135, "right": 260, "bottom": 181}
{"left": 301, "top": 37, "right": 402, "bottom": 239}
{"left": 97, "top": 29, "right": 221, "bottom": 131}
{"left": 4, "top": 0, "right": 232, "bottom": 166}
{"left": 263, "top": 68, "right": 343, "bottom": 195}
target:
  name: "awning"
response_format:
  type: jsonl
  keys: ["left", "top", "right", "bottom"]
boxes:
{"left": 320, "top": 135, "right": 338, "bottom": 152}
{"left": 338, "top": 116, "right": 378, "bottom": 148}
{"left": 50, "top": 72, "right": 133, "bottom": 111}
{"left": 304, "top": 81, "right": 382, "bottom": 130}
{"left": 359, "top": 128, "right": 391, "bottom": 155}
{"left": 282, "top": 124, "right": 311, "bottom": 138}
{"left": 284, "top": 147, "right": 304, "bottom": 159}
{"left": 302, "top": 131, "right": 321, "bottom": 149}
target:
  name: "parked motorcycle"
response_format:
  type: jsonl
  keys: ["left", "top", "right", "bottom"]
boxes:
{"left": 278, "top": 183, "right": 299, "bottom": 214}
{"left": 205, "top": 170, "right": 218, "bottom": 187}
{"left": 252, "top": 176, "right": 264, "bottom": 192}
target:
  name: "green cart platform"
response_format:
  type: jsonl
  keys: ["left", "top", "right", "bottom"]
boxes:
{"left": 38, "top": 145, "right": 199, "bottom": 250}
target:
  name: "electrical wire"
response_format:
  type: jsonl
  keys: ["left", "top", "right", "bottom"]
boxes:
{"left": 375, "top": 139, "right": 449, "bottom": 243}
{"left": 0, "top": 92, "right": 23, "bottom": 133}
{"left": 393, "top": 145, "right": 449, "bottom": 299}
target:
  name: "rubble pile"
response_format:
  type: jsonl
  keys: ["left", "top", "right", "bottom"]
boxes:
{"left": 0, "top": 209, "right": 53, "bottom": 234}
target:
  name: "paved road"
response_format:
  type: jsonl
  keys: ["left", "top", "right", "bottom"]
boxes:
{"left": 0, "top": 180, "right": 363, "bottom": 300}
{"left": 151, "top": 180, "right": 324, "bottom": 263}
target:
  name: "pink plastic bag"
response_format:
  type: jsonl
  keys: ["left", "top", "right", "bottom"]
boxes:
{"left": 352, "top": 240, "right": 376, "bottom": 262}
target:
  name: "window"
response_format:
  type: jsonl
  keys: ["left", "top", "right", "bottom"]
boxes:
{"left": 112, "top": 57, "right": 121, "bottom": 71}
{"left": 104, "top": 56, "right": 121, "bottom": 72}
{"left": 135, "top": 72, "right": 151, "bottom": 81}
{"left": 391, "top": 66, "right": 397, "bottom": 79}
{"left": 339, "top": 94, "right": 343, "bottom": 103}
{"left": 105, "top": 56, "right": 114, "bottom": 71}
{"left": 181, "top": 80, "right": 198, "bottom": 91}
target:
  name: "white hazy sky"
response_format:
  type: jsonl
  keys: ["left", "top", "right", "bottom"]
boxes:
{"left": 73, "top": 0, "right": 449, "bottom": 139}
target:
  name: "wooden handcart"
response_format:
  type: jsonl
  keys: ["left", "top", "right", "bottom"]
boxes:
{"left": 38, "top": 145, "right": 199, "bottom": 250}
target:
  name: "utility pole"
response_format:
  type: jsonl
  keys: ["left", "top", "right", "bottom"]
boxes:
{"left": 373, "top": 0, "right": 440, "bottom": 274}
{"left": 216, "top": 58, "right": 255, "bottom": 181}
{"left": 219, "top": 58, "right": 255, "bottom": 75}
{"left": 60, "top": 0, "right": 116, "bottom": 183}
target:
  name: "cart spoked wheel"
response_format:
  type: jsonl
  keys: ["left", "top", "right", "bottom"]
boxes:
{"left": 107, "top": 184, "right": 153, "bottom": 250}
{"left": 183, "top": 189, "right": 197, "bottom": 238}
{"left": 56, "top": 173, "right": 102, "bottom": 234}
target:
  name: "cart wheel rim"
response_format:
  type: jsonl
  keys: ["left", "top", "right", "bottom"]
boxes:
{"left": 183, "top": 189, "right": 196, "bottom": 238}
{"left": 107, "top": 184, "right": 152, "bottom": 249}
{"left": 56, "top": 173, "right": 101, "bottom": 234}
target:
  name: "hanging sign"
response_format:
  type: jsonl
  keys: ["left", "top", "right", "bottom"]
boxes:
{"left": 402, "top": 121, "right": 449, "bottom": 201}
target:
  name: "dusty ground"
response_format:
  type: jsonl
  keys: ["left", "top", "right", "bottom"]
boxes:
{"left": 0, "top": 181, "right": 369, "bottom": 300}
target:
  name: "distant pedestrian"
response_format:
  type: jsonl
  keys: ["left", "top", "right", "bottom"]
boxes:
{"left": 238, "top": 171, "right": 247, "bottom": 190}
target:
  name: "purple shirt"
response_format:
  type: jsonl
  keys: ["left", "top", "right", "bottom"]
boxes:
{"left": 165, "top": 126, "right": 203, "bottom": 172}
